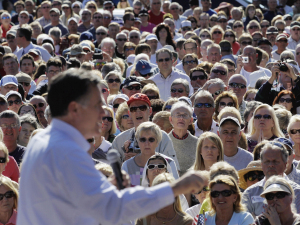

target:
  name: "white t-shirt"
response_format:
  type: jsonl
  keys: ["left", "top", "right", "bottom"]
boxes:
{"left": 204, "top": 211, "right": 254, "bottom": 225}
{"left": 241, "top": 66, "right": 271, "bottom": 86}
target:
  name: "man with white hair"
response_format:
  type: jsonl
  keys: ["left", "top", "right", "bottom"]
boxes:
{"left": 207, "top": 43, "right": 222, "bottom": 64}
{"left": 200, "top": 39, "right": 213, "bottom": 61}
{"left": 128, "top": 30, "right": 140, "bottom": 45}
{"left": 148, "top": 0, "right": 165, "bottom": 25}
{"left": 49, "top": 27, "right": 62, "bottom": 55}
{"left": 78, "top": 9, "right": 93, "bottom": 33}
{"left": 169, "top": 2, "right": 187, "bottom": 30}
{"left": 44, "top": 8, "right": 68, "bottom": 36}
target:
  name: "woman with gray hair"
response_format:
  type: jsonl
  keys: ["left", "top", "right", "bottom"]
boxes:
{"left": 170, "top": 78, "right": 190, "bottom": 99}
{"left": 104, "top": 71, "right": 123, "bottom": 95}
{"left": 202, "top": 78, "right": 227, "bottom": 100}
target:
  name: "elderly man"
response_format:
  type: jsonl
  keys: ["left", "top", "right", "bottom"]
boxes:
{"left": 236, "top": 45, "right": 271, "bottom": 86}
{"left": 205, "top": 78, "right": 227, "bottom": 100}
{"left": 0, "top": 110, "right": 26, "bottom": 166}
{"left": 145, "top": 34, "right": 158, "bottom": 64}
{"left": 200, "top": 39, "right": 213, "bottom": 61}
{"left": 88, "top": 11, "right": 103, "bottom": 40}
{"left": 112, "top": 93, "right": 179, "bottom": 166}
{"left": 169, "top": 2, "right": 187, "bottom": 30}
{"left": 242, "top": 141, "right": 300, "bottom": 216}
{"left": 218, "top": 116, "right": 253, "bottom": 170}
{"left": 15, "top": 25, "right": 51, "bottom": 62}
{"left": 29, "top": 96, "right": 48, "bottom": 128}
{"left": 128, "top": 30, "right": 140, "bottom": 46}
{"left": 102, "top": 10, "right": 113, "bottom": 28}
{"left": 148, "top": 0, "right": 165, "bottom": 25}
{"left": 149, "top": 48, "right": 193, "bottom": 101}
{"left": 78, "top": 9, "right": 93, "bottom": 33}
{"left": 101, "top": 37, "right": 116, "bottom": 62}
{"left": 210, "top": 63, "right": 229, "bottom": 85}
{"left": 36, "top": 1, "right": 52, "bottom": 27}
{"left": 170, "top": 78, "right": 190, "bottom": 98}
{"left": 0, "top": 76, "right": 18, "bottom": 96}
{"left": 287, "top": 21, "right": 300, "bottom": 50}
{"left": 193, "top": 90, "right": 218, "bottom": 137}
{"left": 169, "top": 101, "right": 197, "bottom": 175}
{"left": 12, "top": 11, "right": 30, "bottom": 30}
{"left": 190, "top": 67, "right": 208, "bottom": 93}
{"left": 180, "top": 21, "right": 192, "bottom": 37}
{"left": 44, "top": 8, "right": 68, "bottom": 37}
{"left": 207, "top": 43, "right": 222, "bottom": 64}
{"left": 3, "top": 54, "right": 19, "bottom": 76}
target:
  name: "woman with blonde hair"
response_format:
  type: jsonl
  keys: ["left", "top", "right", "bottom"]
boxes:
{"left": 193, "top": 132, "right": 224, "bottom": 171}
{"left": 232, "top": 20, "right": 244, "bottom": 39}
{"left": 115, "top": 102, "right": 134, "bottom": 132}
{"left": 0, "top": 141, "right": 19, "bottom": 183}
{"left": 247, "top": 104, "right": 284, "bottom": 152}
{"left": 206, "top": 175, "right": 254, "bottom": 224}
{"left": 287, "top": 115, "right": 300, "bottom": 160}
{"left": 85, "top": 1, "right": 98, "bottom": 14}
{"left": 210, "top": 25, "right": 224, "bottom": 44}
{"left": 117, "top": 0, "right": 130, "bottom": 8}
{"left": 101, "top": 106, "right": 117, "bottom": 143}
{"left": 141, "top": 84, "right": 160, "bottom": 100}
{"left": 213, "top": 91, "right": 239, "bottom": 122}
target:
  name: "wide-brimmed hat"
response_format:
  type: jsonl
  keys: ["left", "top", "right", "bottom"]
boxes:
{"left": 238, "top": 160, "right": 263, "bottom": 190}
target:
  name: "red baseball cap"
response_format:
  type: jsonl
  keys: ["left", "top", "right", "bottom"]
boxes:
{"left": 127, "top": 93, "right": 151, "bottom": 107}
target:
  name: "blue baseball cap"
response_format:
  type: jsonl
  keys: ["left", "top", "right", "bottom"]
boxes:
{"left": 80, "top": 31, "right": 93, "bottom": 42}
{"left": 0, "top": 75, "right": 18, "bottom": 87}
{"left": 136, "top": 60, "right": 154, "bottom": 76}
{"left": 274, "top": 138, "right": 293, "bottom": 153}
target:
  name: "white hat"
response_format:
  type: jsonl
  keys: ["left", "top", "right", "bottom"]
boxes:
{"left": 80, "top": 42, "right": 91, "bottom": 51}
{"left": 181, "top": 20, "right": 191, "bottom": 28}
{"left": 145, "top": 34, "right": 158, "bottom": 41}
{"left": 68, "top": 17, "right": 78, "bottom": 25}
{"left": 112, "top": 94, "right": 129, "bottom": 105}
{"left": 0, "top": 75, "right": 18, "bottom": 87}
{"left": 126, "top": 54, "right": 136, "bottom": 64}
{"left": 5, "top": 91, "right": 21, "bottom": 100}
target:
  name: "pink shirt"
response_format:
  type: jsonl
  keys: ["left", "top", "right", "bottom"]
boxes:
{"left": 140, "top": 22, "right": 156, "bottom": 33}
{"left": 0, "top": 210, "right": 17, "bottom": 225}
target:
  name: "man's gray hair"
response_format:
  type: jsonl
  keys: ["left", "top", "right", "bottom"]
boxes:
{"left": 169, "top": 2, "right": 180, "bottom": 9}
{"left": 133, "top": 0, "right": 142, "bottom": 6}
{"left": 49, "top": 27, "right": 62, "bottom": 38}
{"left": 105, "top": 70, "right": 123, "bottom": 82}
{"left": 129, "top": 30, "right": 140, "bottom": 38}
{"left": 20, "top": 114, "right": 39, "bottom": 129}
{"left": 194, "top": 90, "right": 214, "bottom": 107}
{"left": 100, "top": 37, "right": 116, "bottom": 49}
{"left": 0, "top": 110, "right": 20, "bottom": 127}
{"left": 96, "top": 26, "right": 108, "bottom": 33}
{"left": 156, "top": 48, "right": 172, "bottom": 61}
{"left": 170, "top": 101, "right": 193, "bottom": 117}
{"left": 260, "top": 142, "right": 289, "bottom": 163}
{"left": 228, "top": 74, "right": 247, "bottom": 85}
{"left": 207, "top": 78, "right": 226, "bottom": 90}
{"left": 101, "top": 62, "right": 121, "bottom": 78}
{"left": 207, "top": 43, "right": 221, "bottom": 55}
{"left": 171, "top": 78, "right": 189, "bottom": 94}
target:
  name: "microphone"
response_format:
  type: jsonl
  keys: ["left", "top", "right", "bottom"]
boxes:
{"left": 107, "top": 149, "right": 124, "bottom": 190}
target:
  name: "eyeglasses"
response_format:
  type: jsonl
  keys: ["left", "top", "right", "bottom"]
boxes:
{"left": 122, "top": 115, "right": 130, "bottom": 119}
{"left": 158, "top": 58, "right": 171, "bottom": 63}
{"left": 130, "top": 36, "right": 139, "bottom": 39}
{"left": 6, "top": 36, "right": 15, "bottom": 40}
{"left": 229, "top": 82, "right": 246, "bottom": 89}
{"left": 42, "top": 6, "right": 51, "bottom": 9}
{"left": 19, "top": 82, "right": 30, "bottom": 87}
{"left": 83, "top": 49, "right": 90, "bottom": 53}
{"left": 292, "top": 28, "right": 300, "bottom": 32}
{"left": 290, "top": 129, "right": 300, "bottom": 134}
{"left": 148, "top": 96, "right": 158, "bottom": 100}
{"left": 171, "top": 88, "right": 184, "bottom": 93}
{"left": 147, "top": 164, "right": 166, "bottom": 170}
{"left": 265, "top": 192, "right": 289, "bottom": 200}
{"left": 194, "top": 103, "right": 213, "bottom": 108}
{"left": 219, "top": 102, "right": 234, "bottom": 107}
{"left": 212, "top": 90, "right": 222, "bottom": 98}
{"left": 117, "top": 38, "right": 127, "bottom": 41}
{"left": 108, "top": 78, "right": 121, "bottom": 83}
{"left": 211, "top": 190, "right": 233, "bottom": 198}
{"left": 1, "top": 16, "right": 10, "bottom": 20}
{"left": 212, "top": 69, "right": 226, "bottom": 75}
{"left": 102, "top": 88, "right": 108, "bottom": 93}
{"left": 62, "top": 7, "right": 70, "bottom": 10}
{"left": 261, "top": 25, "right": 269, "bottom": 28}
{"left": 254, "top": 114, "right": 272, "bottom": 120}
{"left": 233, "top": 24, "right": 243, "bottom": 29}
{"left": 113, "top": 104, "right": 120, "bottom": 109}
{"left": 191, "top": 75, "right": 206, "bottom": 81}
{"left": 218, "top": 20, "right": 227, "bottom": 23}
{"left": 129, "top": 105, "right": 148, "bottom": 112}
{"left": 253, "top": 38, "right": 261, "bottom": 42}
{"left": 277, "top": 39, "right": 287, "bottom": 43}
{"left": 194, "top": 186, "right": 210, "bottom": 195}
{"left": 213, "top": 31, "right": 222, "bottom": 35}
{"left": 96, "top": 32, "right": 107, "bottom": 36}
{"left": 73, "top": 6, "right": 80, "bottom": 8}
{"left": 210, "top": 19, "right": 218, "bottom": 22}
{"left": 0, "top": 123, "right": 19, "bottom": 129}
{"left": 278, "top": 29, "right": 285, "bottom": 32}
{"left": 152, "top": 2, "right": 161, "bottom": 4}
{"left": 172, "top": 113, "right": 190, "bottom": 119}
{"left": 103, "top": 16, "right": 111, "bottom": 19}
{"left": 139, "top": 137, "right": 156, "bottom": 143}
{"left": 184, "top": 60, "right": 197, "bottom": 65}
{"left": 8, "top": 99, "right": 21, "bottom": 106}
{"left": 126, "top": 85, "right": 141, "bottom": 90}
{"left": 224, "top": 34, "right": 234, "bottom": 37}
{"left": 244, "top": 171, "right": 264, "bottom": 182}
{"left": 279, "top": 98, "right": 292, "bottom": 103}
{"left": 0, "top": 191, "right": 14, "bottom": 201}
{"left": 125, "top": 47, "right": 135, "bottom": 51}
{"left": 241, "top": 41, "right": 252, "bottom": 45}
{"left": 102, "top": 116, "right": 113, "bottom": 122}
{"left": 249, "top": 26, "right": 259, "bottom": 29}
{"left": 33, "top": 102, "right": 45, "bottom": 109}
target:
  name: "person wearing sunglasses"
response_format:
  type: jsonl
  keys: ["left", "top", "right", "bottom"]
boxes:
{"left": 189, "top": 68, "right": 208, "bottom": 93}
{"left": 210, "top": 63, "right": 228, "bottom": 83}
{"left": 77, "top": 9, "right": 93, "bottom": 33}
{"left": 101, "top": 106, "right": 117, "bottom": 143}
{"left": 273, "top": 90, "right": 296, "bottom": 114}
{"left": 287, "top": 115, "right": 300, "bottom": 161}
{"left": 232, "top": 20, "right": 244, "bottom": 40}
{"left": 0, "top": 12, "right": 12, "bottom": 39}
{"left": 213, "top": 92, "right": 239, "bottom": 122}
{"left": 16, "top": 72, "right": 33, "bottom": 101}
{"left": 5, "top": 91, "right": 22, "bottom": 114}
{"left": 271, "top": 34, "right": 289, "bottom": 61}
{"left": 115, "top": 101, "right": 134, "bottom": 132}
{"left": 170, "top": 78, "right": 189, "bottom": 99}
{"left": 120, "top": 12, "right": 139, "bottom": 32}
{"left": 121, "top": 76, "right": 142, "bottom": 98}
{"left": 238, "top": 160, "right": 264, "bottom": 190}
{"left": 210, "top": 25, "right": 224, "bottom": 44}
{"left": 206, "top": 175, "right": 254, "bottom": 224}
{"left": 104, "top": 71, "right": 122, "bottom": 95}
{"left": 255, "top": 176, "right": 300, "bottom": 225}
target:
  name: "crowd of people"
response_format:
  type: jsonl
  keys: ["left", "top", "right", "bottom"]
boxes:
{"left": 1, "top": 0, "right": 300, "bottom": 224}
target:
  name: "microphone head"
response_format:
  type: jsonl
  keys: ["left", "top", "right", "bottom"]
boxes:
{"left": 107, "top": 149, "right": 120, "bottom": 164}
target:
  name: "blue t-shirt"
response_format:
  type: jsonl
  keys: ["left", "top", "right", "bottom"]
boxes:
{"left": 204, "top": 9, "right": 217, "bottom": 16}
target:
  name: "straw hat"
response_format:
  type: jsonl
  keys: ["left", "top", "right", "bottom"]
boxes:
{"left": 238, "top": 161, "right": 263, "bottom": 190}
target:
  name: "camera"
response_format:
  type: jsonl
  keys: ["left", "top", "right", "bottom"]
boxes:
{"left": 128, "top": 139, "right": 141, "bottom": 153}
{"left": 93, "top": 53, "right": 103, "bottom": 60}
{"left": 242, "top": 56, "right": 249, "bottom": 64}
{"left": 278, "top": 62, "right": 288, "bottom": 72}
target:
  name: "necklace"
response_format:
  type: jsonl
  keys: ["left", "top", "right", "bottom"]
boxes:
{"left": 155, "top": 207, "right": 177, "bottom": 225}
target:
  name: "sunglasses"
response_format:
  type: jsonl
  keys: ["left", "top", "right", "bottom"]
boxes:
{"left": 229, "top": 82, "right": 246, "bottom": 89}
{"left": 182, "top": 27, "right": 192, "bottom": 31}
{"left": 191, "top": 75, "right": 206, "bottom": 81}
{"left": 113, "top": 104, "right": 120, "bottom": 109}
{"left": 140, "top": 73, "right": 153, "bottom": 78}
{"left": 212, "top": 90, "right": 222, "bottom": 97}
{"left": 122, "top": 115, "right": 130, "bottom": 119}
{"left": 210, "top": 19, "right": 218, "bottom": 22}
{"left": 108, "top": 78, "right": 121, "bottom": 83}
{"left": 129, "top": 105, "right": 148, "bottom": 112}
{"left": 158, "top": 58, "right": 171, "bottom": 63}
{"left": 148, "top": 96, "right": 158, "bottom": 100}
{"left": 1, "top": 16, "right": 10, "bottom": 20}
{"left": 277, "top": 39, "right": 287, "bottom": 43}
{"left": 147, "top": 164, "right": 166, "bottom": 170}
{"left": 0, "top": 157, "right": 6, "bottom": 163}
{"left": 194, "top": 186, "right": 210, "bottom": 195}
{"left": 19, "top": 82, "right": 30, "bottom": 87}
{"left": 117, "top": 38, "right": 127, "bottom": 41}
{"left": 139, "top": 137, "right": 156, "bottom": 143}
{"left": 0, "top": 191, "right": 14, "bottom": 201}
{"left": 265, "top": 191, "right": 289, "bottom": 201}
{"left": 219, "top": 102, "right": 234, "bottom": 107}
{"left": 130, "top": 36, "right": 139, "bottom": 39}
{"left": 213, "top": 31, "right": 222, "bottom": 34}
{"left": 233, "top": 24, "right": 243, "bottom": 29}
{"left": 211, "top": 190, "right": 233, "bottom": 198}
{"left": 225, "top": 34, "right": 234, "bottom": 37}
{"left": 88, "top": 6, "right": 96, "bottom": 8}
{"left": 126, "top": 85, "right": 141, "bottom": 90}
{"left": 105, "top": 6, "right": 113, "bottom": 9}
{"left": 212, "top": 69, "right": 226, "bottom": 75}
{"left": 96, "top": 32, "right": 107, "bottom": 35}
{"left": 285, "top": 17, "right": 292, "bottom": 21}
{"left": 184, "top": 60, "right": 197, "bottom": 65}
{"left": 218, "top": 20, "right": 227, "bottom": 23}
{"left": 73, "top": 6, "right": 80, "bottom": 8}
{"left": 261, "top": 25, "right": 269, "bottom": 28}
{"left": 241, "top": 41, "right": 252, "bottom": 45}
{"left": 171, "top": 88, "right": 184, "bottom": 93}
{"left": 0, "top": 101, "right": 6, "bottom": 106}
{"left": 125, "top": 47, "right": 135, "bottom": 51}
{"left": 200, "top": 35, "right": 210, "bottom": 38}
{"left": 164, "top": 105, "right": 172, "bottom": 110}
{"left": 279, "top": 98, "right": 292, "bottom": 103}
{"left": 8, "top": 99, "right": 21, "bottom": 106}
{"left": 249, "top": 26, "right": 258, "bottom": 29}
{"left": 102, "top": 88, "right": 108, "bottom": 93}
{"left": 290, "top": 129, "right": 300, "bottom": 134}
{"left": 194, "top": 103, "right": 213, "bottom": 108}
{"left": 244, "top": 171, "right": 264, "bottom": 182}
{"left": 102, "top": 116, "right": 113, "bottom": 122}
{"left": 93, "top": 16, "right": 103, "bottom": 19}
{"left": 254, "top": 114, "right": 272, "bottom": 120}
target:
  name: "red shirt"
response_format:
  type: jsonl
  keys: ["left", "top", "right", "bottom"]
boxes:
{"left": 148, "top": 10, "right": 165, "bottom": 25}
{"left": 1, "top": 24, "right": 12, "bottom": 38}
{"left": 2, "top": 156, "right": 20, "bottom": 183}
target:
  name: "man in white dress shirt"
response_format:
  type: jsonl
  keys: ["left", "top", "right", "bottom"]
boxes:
{"left": 15, "top": 25, "right": 52, "bottom": 62}
{"left": 149, "top": 48, "right": 193, "bottom": 101}
{"left": 17, "top": 69, "right": 207, "bottom": 225}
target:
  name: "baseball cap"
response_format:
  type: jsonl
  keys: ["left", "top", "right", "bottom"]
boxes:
{"left": 112, "top": 94, "right": 129, "bottom": 105}
{"left": 0, "top": 46, "right": 5, "bottom": 56}
{"left": 6, "top": 29, "right": 16, "bottom": 38}
{"left": 69, "top": 44, "right": 86, "bottom": 56}
{"left": 258, "top": 38, "right": 272, "bottom": 47}
{"left": 219, "top": 40, "right": 231, "bottom": 52}
{"left": 5, "top": 90, "right": 22, "bottom": 100}
{"left": 0, "top": 75, "right": 18, "bottom": 87}
{"left": 16, "top": 72, "right": 32, "bottom": 83}
{"left": 135, "top": 18, "right": 141, "bottom": 23}
{"left": 80, "top": 31, "right": 93, "bottom": 42}
{"left": 121, "top": 76, "right": 141, "bottom": 89}
{"left": 28, "top": 49, "right": 41, "bottom": 56}
{"left": 136, "top": 60, "right": 155, "bottom": 75}
{"left": 218, "top": 15, "right": 227, "bottom": 21}
{"left": 274, "top": 138, "right": 293, "bottom": 152}
{"left": 145, "top": 34, "right": 158, "bottom": 41}
{"left": 276, "top": 33, "right": 288, "bottom": 41}
{"left": 261, "top": 181, "right": 292, "bottom": 198}
{"left": 68, "top": 17, "right": 78, "bottom": 25}
{"left": 50, "top": 8, "right": 60, "bottom": 14}
{"left": 127, "top": 93, "right": 151, "bottom": 107}
{"left": 19, "top": 11, "right": 29, "bottom": 16}
{"left": 291, "top": 21, "right": 300, "bottom": 29}
{"left": 178, "top": 96, "right": 192, "bottom": 106}
{"left": 103, "top": 1, "right": 113, "bottom": 5}
{"left": 139, "top": 9, "right": 148, "bottom": 16}
{"left": 3, "top": 46, "right": 12, "bottom": 54}
{"left": 80, "top": 42, "right": 91, "bottom": 51}
{"left": 219, "top": 116, "right": 241, "bottom": 128}
{"left": 0, "top": 94, "right": 6, "bottom": 102}
{"left": 181, "top": 20, "right": 191, "bottom": 28}
{"left": 266, "top": 26, "right": 278, "bottom": 34}
{"left": 126, "top": 54, "right": 136, "bottom": 64}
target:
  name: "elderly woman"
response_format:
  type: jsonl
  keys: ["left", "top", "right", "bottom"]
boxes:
{"left": 223, "top": 29, "right": 240, "bottom": 55}
{"left": 287, "top": 115, "right": 300, "bottom": 160}
{"left": 213, "top": 91, "right": 239, "bottom": 122}
{"left": 205, "top": 175, "right": 254, "bottom": 224}
{"left": 273, "top": 90, "right": 296, "bottom": 115}
{"left": 141, "top": 84, "right": 160, "bottom": 100}
{"left": 18, "top": 114, "right": 39, "bottom": 147}
{"left": 243, "top": 101, "right": 262, "bottom": 133}
{"left": 168, "top": 102, "right": 197, "bottom": 175}
{"left": 210, "top": 25, "right": 224, "bottom": 44}
{"left": 0, "top": 141, "right": 19, "bottom": 183}
{"left": 199, "top": 29, "right": 212, "bottom": 41}
{"left": 255, "top": 176, "right": 300, "bottom": 225}
{"left": 101, "top": 106, "right": 117, "bottom": 143}
{"left": 193, "top": 132, "right": 224, "bottom": 171}
{"left": 153, "top": 111, "right": 173, "bottom": 134}
{"left": 104, "top": 71, "right": 122, "bottom": 95}
{"left": 247, "top": 104, "right": 284, "bottom": 152}
{"left": 170, "top": 78, "right": 190, "bottom": 99}
{"left": 238, "top": 160, "right": 264, "bottom": 190}
{"left": 233, "top": 20, "right": 244, "bottom": 39}
{"left": 115, "top": 102, "right": 134, "bottom": 132}
{"left": 0, "top": 176, "right": 19, "bottom": 224}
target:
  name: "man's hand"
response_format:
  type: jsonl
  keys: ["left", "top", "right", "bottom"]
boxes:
{"left": 108, "top": 170, "right": 131, "bottom": 189}
{"left": 170, "top": 171, "right": 209, "bottom": 197}
{"left": 269, "top": 63, "right": 280, "bottom": 84}
{"left": 284, "top": 62, "right": 298, "bottom": 81}
{"left": 123, "top": 140, "right": 138, "bottom": 161}
{"left": 236, "top": 55, "right": 243, "bottom": 73}
{"left": 102, "top": 51, "right": 113, "bottom": 62}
